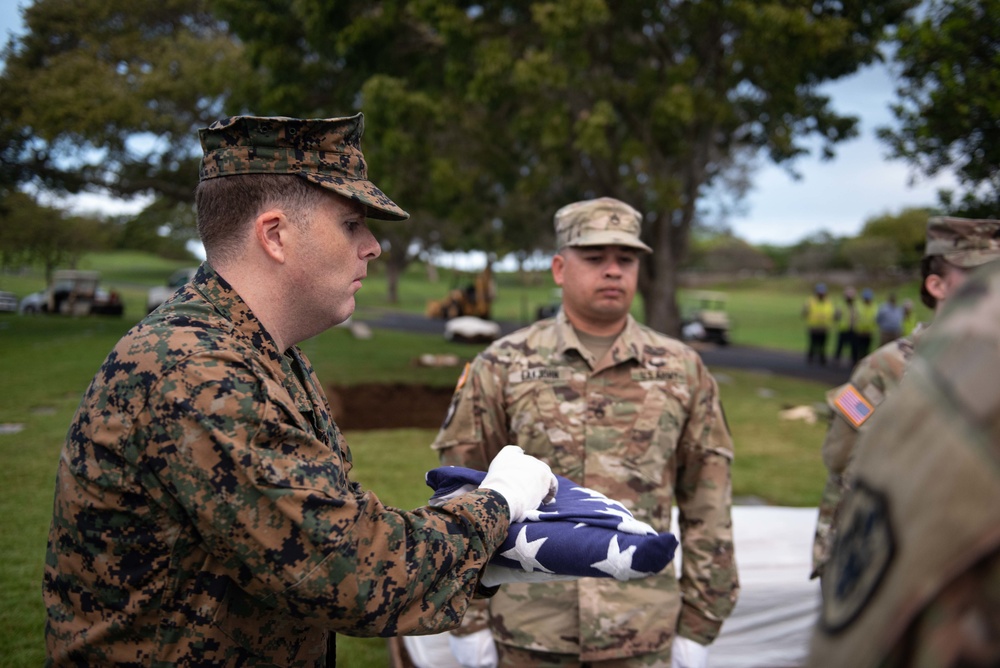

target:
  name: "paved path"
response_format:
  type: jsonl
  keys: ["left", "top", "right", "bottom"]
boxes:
{"left": 360, "top": 310, "right": 851, "bottom": 387}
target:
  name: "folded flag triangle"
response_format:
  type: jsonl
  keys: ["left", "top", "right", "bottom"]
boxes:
{"left": 426, "top": 466, "right": 678, "bottom": 582}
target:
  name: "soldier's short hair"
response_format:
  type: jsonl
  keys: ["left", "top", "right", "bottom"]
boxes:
{"left": 195, "top": 173, "right": 327, "bottom": 263}
{"left": 195, "top": 113, "right": 408, "bottom": 263}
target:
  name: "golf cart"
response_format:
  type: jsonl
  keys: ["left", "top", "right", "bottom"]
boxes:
{"left": 680, "top": 290, "right": 731, "bottom": 345}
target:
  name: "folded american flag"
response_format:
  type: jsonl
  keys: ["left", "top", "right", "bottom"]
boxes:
{"left": 426, "top": 466, "right": 678, "bottom": 582}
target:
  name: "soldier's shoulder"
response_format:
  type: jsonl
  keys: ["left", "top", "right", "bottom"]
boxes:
{"left": 476, "top": 319, "right": 555, "bottom": 366}
{"left": 113, "top": 299, "right": 246, "bottom": 375}
{"left": 632, "top": 322, "right": 703, "bottom": 362}
{"left": 853, "top": 338, "right": 912, "bottom": 388}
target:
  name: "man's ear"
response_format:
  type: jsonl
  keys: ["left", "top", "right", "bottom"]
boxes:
{"left": 924, "top": 272, "right": 949, "bottom": 303}
{"left": 254, "top": 209, "right": 289, "bottom": 263}
{"left": 551, "top": 252, "right": 566, "bottom": 286}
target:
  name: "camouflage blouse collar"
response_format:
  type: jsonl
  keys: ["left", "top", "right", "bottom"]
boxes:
{"left": 192, "top": 262, "right": 284, "bottom": 364}
{"left": 554, "top": 309, "right": 644, "bottom": 365}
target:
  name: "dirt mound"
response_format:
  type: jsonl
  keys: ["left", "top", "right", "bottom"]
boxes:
{"left": 328, "top": 383, "right": 456, "bottom": 430}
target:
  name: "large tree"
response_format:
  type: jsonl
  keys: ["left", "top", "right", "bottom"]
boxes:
{"left": 0, "top": 191, "right": 107, "bottom": 280}
{"left": 218, "top": 0, "right": 917, "bottom": 333}
{"left": 879, "top": 0, "right": 1000, "bottom": 217}
{"left": 0, "top": 0, "right": 255, "bottom": 232}
{"left": 5, "top": 0, "right": 917, "bottom": 331}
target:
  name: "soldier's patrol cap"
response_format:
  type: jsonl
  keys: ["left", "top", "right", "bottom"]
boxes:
{"left": 554, "top": 197, "right": 651, "bottom": 253}
{"left": 924, "top": 216, "right": 1000, "bottom": 268}
{"left": 198, "top": 113, "right": 409, "bottom": 221}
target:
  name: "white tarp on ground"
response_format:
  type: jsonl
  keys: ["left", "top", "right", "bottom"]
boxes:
{"left": 707, "top": 506, "right": 820, "bottom": 667}
{"left": 403, "top": 506, "right": 821, "bottom": 668}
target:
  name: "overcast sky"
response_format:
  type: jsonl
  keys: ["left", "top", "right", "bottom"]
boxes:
{"left": 3, "top": 2, "right": 956, "bottom": 247}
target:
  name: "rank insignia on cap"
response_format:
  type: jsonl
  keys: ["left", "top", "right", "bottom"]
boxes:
{"left": 834, "top": 384, "right": 874, "bottom": 429}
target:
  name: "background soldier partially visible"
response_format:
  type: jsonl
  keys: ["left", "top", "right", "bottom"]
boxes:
{"left": 807, "top": 257, "right": 1000, "bottom": 667}
{"left": 810, "top": 217, "right": 1000, "bottom": 582}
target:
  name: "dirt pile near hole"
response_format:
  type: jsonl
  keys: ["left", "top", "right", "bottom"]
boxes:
{"left": 327, "top": 383, "right": 456, "bottom": 430}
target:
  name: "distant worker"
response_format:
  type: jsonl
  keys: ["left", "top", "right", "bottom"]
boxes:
{"left": 810, "top": 216, "right": 1000, "bottom": 585}
{"left": 852, "top": 288, "right": 877, "bottom": 362}
{"left": 807, "top": 256, "right": 1000, "bottom": 667}
{"left": 831, "top": 286, "right": 857, "bottom": 367}
{"left": 803, "top": 282, "right": 834, "bottom": 365}
{"left": 875, "top": 292, "right": 904, "bottom": 346}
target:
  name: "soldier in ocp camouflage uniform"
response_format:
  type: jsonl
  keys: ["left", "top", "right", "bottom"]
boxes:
{"left": 810, "top": 216, "right": 1000, "bottom": 582}
{"left": 42, "top": 114, "right": 557, "bottom": 667}
{"left": 433, "top": 198, "right": 739, "bottom": 667}
{"left": 806, "top": 257, "right": 1000, "bottom": 667}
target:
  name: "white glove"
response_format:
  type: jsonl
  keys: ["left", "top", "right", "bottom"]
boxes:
{"left": 478, "top": 445, "right": 557, "bottom": 522}
{"left": 448, "top": 628, "right": 498, "bottom": 668}
{"left": 671, "top": 636, "right": 709, "bottom": 668}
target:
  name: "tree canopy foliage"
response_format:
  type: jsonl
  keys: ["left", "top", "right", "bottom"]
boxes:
{"left": 2, "top": 0, "right": 922, "bottom": 332}
{"left": 0, "top": 191, "right": 106, "bottom": 278}
{"left": 213, "top": 0, "right": 918, "bottom": 332}
{"left": 857, "top": 206, "right": 929, "bottom": 269}
{"left": 0, "top": 0, "right": 255, "bottom": 208}
{"left": 878, "top": 0, "right": 1000, "bottom": 217}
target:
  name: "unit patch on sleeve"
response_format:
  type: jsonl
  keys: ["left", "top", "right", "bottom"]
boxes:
{"left": 819, "top": 480, "right": 895, "bottom": 634}
{"left": 833, "top": 384, "right": 875, "bottom": 429}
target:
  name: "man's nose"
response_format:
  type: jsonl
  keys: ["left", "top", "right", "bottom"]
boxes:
{"left": 604, "top": 259, "right": 624, "bottom": 276}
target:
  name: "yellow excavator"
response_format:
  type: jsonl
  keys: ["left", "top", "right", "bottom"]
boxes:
{"left": 425, "top": 265, "right": 496, "bottom": 320}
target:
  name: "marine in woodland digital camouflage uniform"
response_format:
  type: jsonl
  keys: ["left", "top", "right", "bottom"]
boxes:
{"left": 810, "top": 216, "right": 1000, "bottom": 581}
{"left": 433, "top": 198, "right": 738, "bottom": 664}
{"left": 42, "top": 114, "right": 515, "bottom": 666}
{"left": 807, "top": 257, "right": 1000, "bottom": 667}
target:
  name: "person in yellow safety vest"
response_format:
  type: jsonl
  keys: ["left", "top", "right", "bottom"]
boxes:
{"left": 853, "top": 288, "right": 877, "bottom": 363}
{"left": 803, "top": 282, "right": 835, "bottom": 366}
{"left": 832, "top": 287, "right": 858, "bottom": 367}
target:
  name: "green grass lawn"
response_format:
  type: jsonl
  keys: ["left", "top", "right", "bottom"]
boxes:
{"left": 0, "top": 251, "right": 901, "bottom": 666}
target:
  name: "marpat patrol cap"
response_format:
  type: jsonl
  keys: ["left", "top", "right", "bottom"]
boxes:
{"left": 554, "top": 197, "right": 652, "bottom": 253}
{"left": 198, "top": 113, "right": 409, "bottom": 221}
{"left": 924, "top": 216, "right": 1000, "bottom": 268}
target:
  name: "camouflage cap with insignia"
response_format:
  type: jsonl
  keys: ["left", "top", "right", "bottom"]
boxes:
{"left": 924, "top": 216, "right": 1000, "bottom": 268}
{"left": 554, "top": 197, "right": 652, "bottom": 253}
{"left": 198, "top": 113, "right": 409, "bottom": 221}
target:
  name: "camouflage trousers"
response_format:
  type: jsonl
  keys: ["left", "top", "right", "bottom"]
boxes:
{"left": 497, "top": 644, "right": 671, "bottom": 667}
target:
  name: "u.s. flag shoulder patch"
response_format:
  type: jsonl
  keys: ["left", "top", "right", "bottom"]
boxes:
{"left": 454, "top": 362, "right": 471, "bottom": 392}
{"left": 833, "top": 384, "right": 875, "bottom": 428}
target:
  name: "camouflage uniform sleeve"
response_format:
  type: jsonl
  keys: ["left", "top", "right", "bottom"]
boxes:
{"left": 674, "top": 358, "right": 739, "bottom": 644}
{"left": 820, "top": 387, "right": 862, "bottom": 475}
{"left": 146, "top": 351, "right": 509, "bottom": 637}
{"left": 432, "top": 354, "right": 511, "bottom": 470}
{"left": 813, "top": 351, "right": 902, "bottom": 578}
{"left": 811, "top": 380, "right": 863, "bottom": 578}
{"left": 429, "top": 354, "right": 513, "bottom": 635}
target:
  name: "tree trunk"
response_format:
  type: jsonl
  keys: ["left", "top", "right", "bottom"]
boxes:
{"left": 639, "top": 207, "right": 690, "bottom": 338}
{"left": 385, "top": 258, "right": 401, "bottom": 305}
{"left": 641, "top": 250, "right": 682, "bottom": 338}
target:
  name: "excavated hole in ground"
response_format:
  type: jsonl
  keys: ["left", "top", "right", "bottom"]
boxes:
{"left": 327, "top": 383, "right": 456, "bottom": 430}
